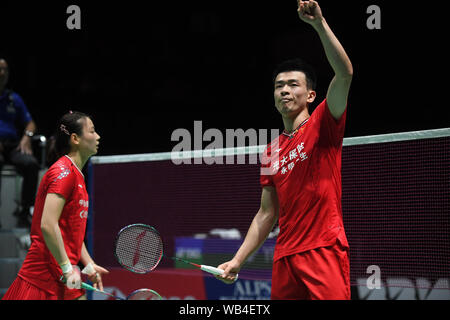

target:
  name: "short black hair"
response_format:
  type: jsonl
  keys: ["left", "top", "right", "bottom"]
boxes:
{"left": 272, "top": 58, "right": 317, "bottom": 90}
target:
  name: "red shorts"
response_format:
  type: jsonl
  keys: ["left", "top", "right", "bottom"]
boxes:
{"left": 2, "top": 276, "right": 85, "bottom": 300}
{"left": 271, "top": 240, "right": 350, "bottom": 300}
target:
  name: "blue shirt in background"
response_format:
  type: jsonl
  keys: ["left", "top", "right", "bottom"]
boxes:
{"left": 0, "top": 90, "right": 32, "bottom": 140}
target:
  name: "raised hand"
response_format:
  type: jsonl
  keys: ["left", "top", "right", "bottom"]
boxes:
{"left": 297, "top": 0, "right": 324, "bottom": 26}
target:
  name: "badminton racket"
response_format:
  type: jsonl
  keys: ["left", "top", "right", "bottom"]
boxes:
{"left": 60, "top": 276, "right": 123, "bottom": 300}
{"left": 86, "top": 283, "right": 162, "bottom": 300}
{"left": 126, "top": 288, "right": 162, "bottom": 300}
{"left": 85, "top": 283, "right": 162, "bottom": 300}
{"left": 114, "top": 223, "right": 238, "bottom": 280}
{"left": 60, "top": 276, "right": 162, "bottom": 300}
{"left": 80, "top": 281, "right": 125, "bottom": 300}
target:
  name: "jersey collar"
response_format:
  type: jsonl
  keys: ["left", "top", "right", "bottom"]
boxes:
{"left": 65, "top": 155, "right": 85, "bottom": 178}
{"left": 282, "top": 117, "right": 309, "bottom": 139}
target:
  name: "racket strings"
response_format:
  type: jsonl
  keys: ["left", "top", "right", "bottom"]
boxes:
{"left": 127, "top": 289, "right": 162, "bottom": 300}
{"left": 115, "top": 225, "right": 163, "bottom": 273}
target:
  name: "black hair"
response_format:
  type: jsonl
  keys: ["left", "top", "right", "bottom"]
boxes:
{"left": 272, "top": 58, "right": 317, "bottom": 90}
{"left": 46, "top": 111, "right": 91, "bottom": 165}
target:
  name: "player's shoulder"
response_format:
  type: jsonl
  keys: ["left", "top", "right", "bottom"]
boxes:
{"left": 310, "top": 98, "right": 328, "bottom": 118}
{"left": 46, "top": 156, "right": 75, "bottom": 182}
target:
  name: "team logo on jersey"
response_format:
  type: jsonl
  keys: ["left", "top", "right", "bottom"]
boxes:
{"left": 53, "top": 163, "right": 71, "bottom": 182}
{"left": 79, "top": 210, "right": 88, "bottom": 219}
{"left": 79, "top": 199, "right": 89, "bottom": 219}
{"left": 271, "top": 142, "right": 308, "bottom": 175}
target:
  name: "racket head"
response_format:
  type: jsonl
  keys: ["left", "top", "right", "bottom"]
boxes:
{"left": 114, "top": 223, "right": 163, "bottom": 274}
{"left": 127, "top": 288, "right": 162, "bottom": 300}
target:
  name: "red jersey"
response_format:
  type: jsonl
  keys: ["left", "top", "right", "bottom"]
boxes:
{"left": 18, "top": 155, "right": 89, "bottom": 299}
{"left": 261, "top": 99, "right": 349, "bottom": 262}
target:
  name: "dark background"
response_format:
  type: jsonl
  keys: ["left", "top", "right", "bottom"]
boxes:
{"left": 1, "top": 0, "right": 448, "bottom": 156}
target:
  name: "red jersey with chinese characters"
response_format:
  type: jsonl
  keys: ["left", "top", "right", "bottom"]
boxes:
{"left": 260, "top": 99, "right": 349, "bottom": 262}
{"left": 18, "top": 155, "right": 89, "bottom": 298}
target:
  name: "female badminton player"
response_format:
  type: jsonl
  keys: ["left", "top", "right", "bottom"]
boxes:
{"left": 2, "top": 111, "right": 109, "bottom": 300}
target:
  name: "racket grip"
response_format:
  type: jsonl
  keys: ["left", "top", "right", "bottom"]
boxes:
{"left": 200, "top": 265, "right": 224, "bottom": 275}
{"left": 60, "top": 276, "right": 97, "bottom": 292}
{"left": 81, "top": 281, "right": 125, "bottom": 300}
{"left": 201, "top": 265, "right": 239, "bottom": 282}
{"left": 81, "top": 282, "right": 96, "bottom": 291}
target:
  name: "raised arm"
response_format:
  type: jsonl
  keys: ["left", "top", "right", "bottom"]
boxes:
{"left": 216, "top": 186, "right": 279, "bottom": 284}
{"left": 298, "top": 0, "right": 353, "bottom": 120}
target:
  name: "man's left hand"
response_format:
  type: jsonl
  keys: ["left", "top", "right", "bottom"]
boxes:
{"left": 17, "top": 136, "right": 33, "bottom": 155}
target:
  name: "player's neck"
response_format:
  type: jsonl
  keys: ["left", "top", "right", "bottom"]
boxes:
{"left": 282, "top": 109, "right": 310, "bottom": 133}
{"left": 66, "top": 152, "right": 87, "bottom": 172}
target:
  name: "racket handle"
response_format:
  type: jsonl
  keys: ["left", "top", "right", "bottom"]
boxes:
{"left": 200, "top": 265, "right": 224, "bottom": 275}
{"left": 60, "top": 275, "right": 124, "bottom": 300}
{"left": 200, "top": 265, "right": 239, "bottom": 281}
{"left": 81, "top": 282, "right": 125, "bottom": 300}
{"left": 81, "top": 282, "right": 96, "bottom": 291}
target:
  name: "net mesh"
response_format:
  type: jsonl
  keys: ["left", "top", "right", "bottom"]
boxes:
{"left": 93, "top": 130, "right": 450, "bottom": 289}
{"left": 114, "top": 224, "right": 163, "bottom": 274}
{"left": 342, "top": 136, "right": 450, "bottom": 288}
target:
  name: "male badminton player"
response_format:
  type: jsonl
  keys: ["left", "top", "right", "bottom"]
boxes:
{"left": 2, "top": 111, "right": 109, "bottom": 300}
{"left": 217, "top": 1, "right": 353, "bottom": 299}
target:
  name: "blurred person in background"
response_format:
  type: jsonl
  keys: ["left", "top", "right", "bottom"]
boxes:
{"left": 0, "top": 57, "right": 40, "bottom": 228}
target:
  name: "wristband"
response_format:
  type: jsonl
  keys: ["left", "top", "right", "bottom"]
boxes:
{"left": 60, "top": 261, "right": 73, "bottom": 274}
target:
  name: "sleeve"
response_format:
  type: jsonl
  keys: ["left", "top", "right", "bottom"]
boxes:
{"left": 260, "top": 145, "right": 275, "bottom": 187}
{"left": 46, "top": 165, "right": 75, "bottom": 201}
{"left": 311, "top": 99, "right": 347, "bottom": 147}
{"left": 13, "top": 93, "right": 33, "bottom": 125}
